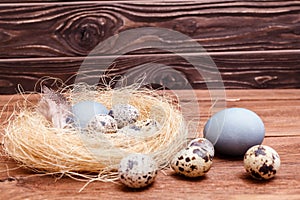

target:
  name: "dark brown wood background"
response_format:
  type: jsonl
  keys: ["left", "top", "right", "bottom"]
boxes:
{"left": 0, "top": 0, "right": 300, "bottom": 94}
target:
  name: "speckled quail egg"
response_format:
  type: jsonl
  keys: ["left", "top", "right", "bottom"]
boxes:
{"left": 171, "top": 145, "right": 213, "bottom": 177}
{"left": 72, "top": 101, "right": 108, "bottom": 128}
{"left": 86, "top": 114, "right": 117, "bottom": 134}
{"left": 119, "top": 119, "right": 161, "bottom": 136}
{"left": 188, "top": 138, "right": 215, "bottom": 158}
{"left": 118, "top": 153, "right": 158, "bottom": 188}
{"left": 244, "top": 145, "right": 280, "bottom": 180}
{"left": 109, "top": 104, "right": 139, "bottom": 128}
{"left": 138, "top": 119, "right": 161, "bottom": 133}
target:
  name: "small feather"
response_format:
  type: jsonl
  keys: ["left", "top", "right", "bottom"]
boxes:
{"left": 37, "top": 86, "right": 71, "bottom": 128}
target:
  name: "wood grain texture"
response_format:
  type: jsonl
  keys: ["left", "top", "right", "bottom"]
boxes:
{"left": 0, "top": 0, "right": 299, "bottom": 92}
{"left": 0, "top": 52, "right": 299, "bottom": 94}
{"left": 0, "top": 1, "right": 299, "bottom": 57}
{"left": 0, "top": 90, "right": 300, "bottom": 200}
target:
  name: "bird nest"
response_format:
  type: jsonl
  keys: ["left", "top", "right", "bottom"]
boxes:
{"left": 1, "top": 83, "right": 188, "bottom": 183}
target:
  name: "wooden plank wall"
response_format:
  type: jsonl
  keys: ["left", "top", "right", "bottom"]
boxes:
{"left": 0, "top": 0, "right": 299, "bottom": 94}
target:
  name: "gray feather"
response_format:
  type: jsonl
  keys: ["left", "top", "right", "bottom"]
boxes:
{"left": 37, "top": 86, "right": 71, "bottom": 128}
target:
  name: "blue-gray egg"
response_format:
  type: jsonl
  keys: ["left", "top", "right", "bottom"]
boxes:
{"left": 203, "top": 108, "right": 265, "bottom": 156}
{"left": 72, "top": 101, "right": 108, "bottom": 128}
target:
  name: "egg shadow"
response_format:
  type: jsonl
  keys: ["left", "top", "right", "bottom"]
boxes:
{"left": 238, "top": 172, "right": 277, "bottom": 185}
{"left": 116, "top": 181, "right": 155, "bottom": 193}
{"left": 170, "top": 171, "right": 207, "bottom": 182}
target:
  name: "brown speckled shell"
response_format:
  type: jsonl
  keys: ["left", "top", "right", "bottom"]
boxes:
{"left": 109, "top": 104, "right": 139, "bottom": 128}
{"left": 86, "top": 114, "right": 117, "bottom": 134}
{"left": 171, "top": 146, "right": 213, "bottom": 177}
{"left": 244, "top": 145, "right": 280, "bottom": 180}
{"left": 118, "top": 154, "right": 158, "bottom": 188}
{"left": 188, "top": 138, "right": 215, "bottom": 158}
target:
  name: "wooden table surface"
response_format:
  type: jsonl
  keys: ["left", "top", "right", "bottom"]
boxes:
{"left": 0, "top": 89, "right": 299, "bottom": 200}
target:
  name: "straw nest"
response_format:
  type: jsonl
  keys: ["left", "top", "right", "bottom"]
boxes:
{"left": 2, "top": 83, "right": 188, "bottom": 182}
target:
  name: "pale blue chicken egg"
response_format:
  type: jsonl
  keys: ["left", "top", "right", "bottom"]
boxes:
{"left": 71, "top": 101, "right": 108, "bottom": 128}
{"left": 203, "top": 108, "right": 265, "bottom": 156}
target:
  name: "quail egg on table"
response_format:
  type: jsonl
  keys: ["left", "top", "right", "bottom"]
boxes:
{"left": 71, "top": 101, "right": 108, "bottom": 128}
{"left": 109, "top": 104, "right": 139, "bottom": 128}
{"left": 86, "top": 114, "right": 117, "bottom": 134}
{"left": 244, "top": 145, "right": 280, "bottom": 180}
{"left": 171, "top": 145, "right": 213, "bottom": 178}
{"left": 118, "top": 153, "right": 158, "bottom": 188}
{"left": 188, "top": 138, "right": 215, "bottom": 158}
